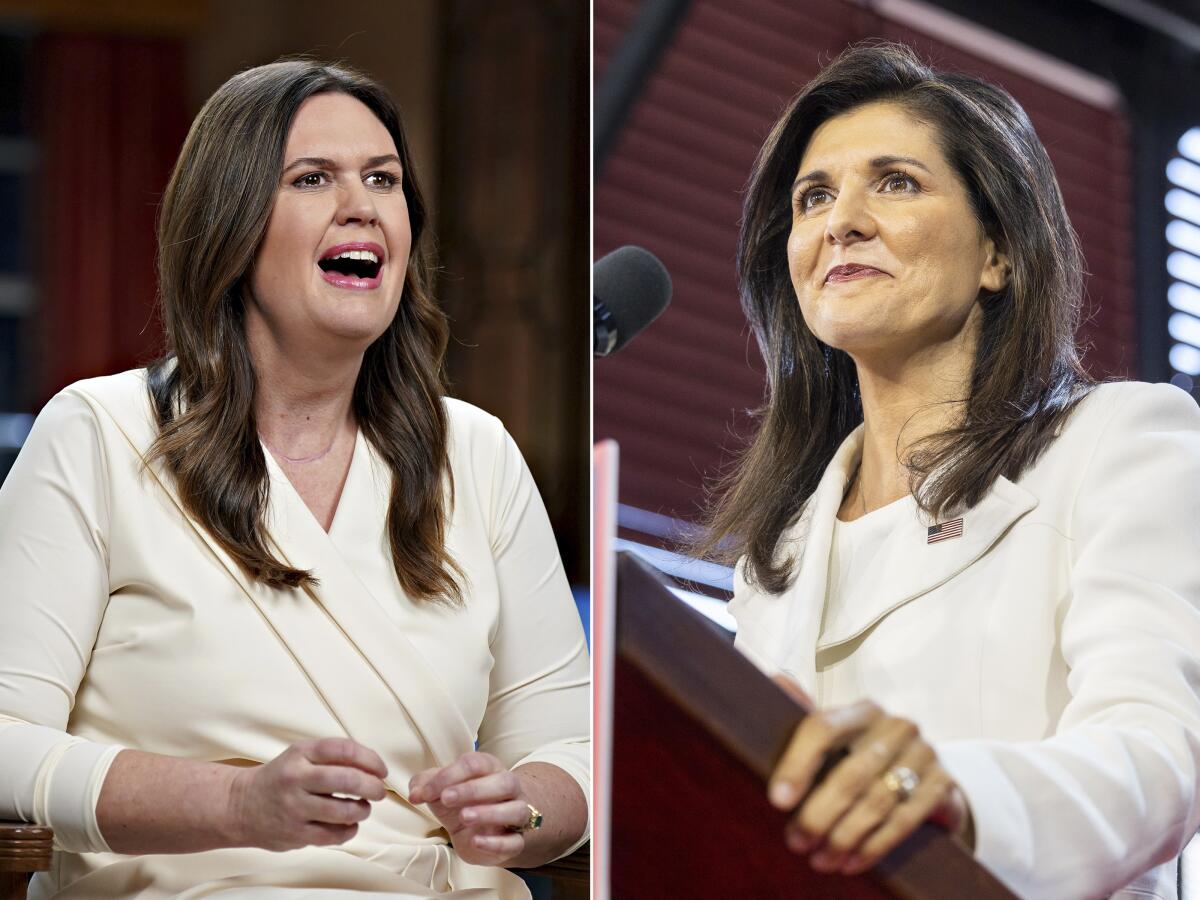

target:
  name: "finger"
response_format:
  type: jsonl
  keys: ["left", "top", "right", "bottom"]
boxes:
{"left": 471, "top": 832, "right": 525, "bottom": 858}
{"left": 408, "top": 767, "right": 440, "bottom": 803}
{"left": 841, "top": 764, "right": 956, "bottom": 875}
{"left": 460, "top": 799, "right": 531, "bottom": 829}
{"left": 772, "top": 673, "right": 815, "bottom": 709}
{"left": 303, "top": 795, "right": 372, "bottom": 826}
{"left": 809, "top": 741, "right": 935, "bottom": 869}
{"left": 438, "top": 770, "right": 522, "bottom": 808}
{"left": 302, "top": 821, "right": 359, "bottom": 847}
{"left": 422, "top": 752, "right": 504, "bottom": 802}
{"left": 794, "top": 720, "right": 928, "bottom": 851}
{"left": 306, "top": 764, "right": 388, "bottom": 802}
{"left": 928, "top": 782, "right": 970, "bottom": 838}
{"left": 304, "top": 738, "right": 388, "bottom": 779}
{"left": 769, "top": 700, "right": 882, "bottom": 810}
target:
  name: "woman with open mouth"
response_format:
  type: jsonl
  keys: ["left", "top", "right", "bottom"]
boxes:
{"left": 0, "top": 59, "right": 588, "bottom": 898}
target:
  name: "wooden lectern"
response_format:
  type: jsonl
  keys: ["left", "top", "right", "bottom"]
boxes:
{"left": 609, "top": 551, "right": 1016, "bottom": 899}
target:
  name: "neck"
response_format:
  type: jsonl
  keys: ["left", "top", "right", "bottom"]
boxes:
{"left": 850, "top": 322, "right": 977, "bottom": 512}
{"left": 245, "top": 314, "right": 361, "bottom": 458}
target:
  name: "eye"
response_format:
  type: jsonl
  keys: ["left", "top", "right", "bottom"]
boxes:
{"left": 795, "top": 185, "right": 833, "bottom": 214}
{"left": 879, "top": 170, "right": 918, "bottom": 193}
{"left": 293, "top": 171, "right": 329, "bottom": 188}
{"left": 365, "top": 171, "right": 400, "bottom": 189}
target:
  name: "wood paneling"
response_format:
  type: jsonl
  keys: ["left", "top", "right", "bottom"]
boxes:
{"left": 438, "top": 1, "right": 589, "bottom": 580}
{"left": 0, "top": 0, "right": 206, "bottom": 35}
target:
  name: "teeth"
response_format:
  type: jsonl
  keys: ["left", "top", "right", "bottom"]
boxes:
{"left": 325, "top": 249, "right": 380, "bottom": 263}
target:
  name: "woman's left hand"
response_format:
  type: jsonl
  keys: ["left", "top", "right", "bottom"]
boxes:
{"left": 769, "top": 696, "right": 971, "bottom": 876}
{"left": 409, "top": 751, "right": 535, "bottom": 866}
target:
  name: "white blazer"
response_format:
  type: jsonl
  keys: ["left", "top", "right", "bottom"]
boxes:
{"left": 0, "top": 369, "right": 590, "bottom": 899}
{"left": 729, "top": 381, "right": 1200, "bottom": 900}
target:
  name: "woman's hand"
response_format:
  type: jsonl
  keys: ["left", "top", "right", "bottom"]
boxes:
{"left": 769, "top": 693, "right": 971, "bottom": 876}
{"left": 228, "top": 737, "right": 389, "bottom": 851}
{"left": 409, "top": 751, "right": 536, "bottom": 866}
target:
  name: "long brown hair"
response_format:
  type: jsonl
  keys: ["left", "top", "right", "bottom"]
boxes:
{"left": 147, "top": 59, "right": 462, "bottom": 603}
{"left": 701, "top": 42, "right": 1094, "bottom": 594}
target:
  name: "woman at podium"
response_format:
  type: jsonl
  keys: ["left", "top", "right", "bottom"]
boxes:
{"left": 702, "top": 42, "right": 1200, "bottom": 899}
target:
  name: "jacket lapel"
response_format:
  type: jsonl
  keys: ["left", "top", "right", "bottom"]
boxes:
{"left": 85, "top": 379, "right": 470, "bottom": 808}
{"left": 767, "top": 425, "right": 1040, "bottom": 685}
{"left": 256, "top": 434, "right": 476, "bottom": 776}
{"left": 815, "top": 474, "right": 1038, "bottom": 650}
{"left": 771, "top": 428, "right": 864, "bottom": 693}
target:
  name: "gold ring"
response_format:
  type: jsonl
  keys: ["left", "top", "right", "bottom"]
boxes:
{"left": 511, "top": 803, "right": 543, "bottom": 833}
{"left": 881, "top": 766, "right": 920, "bottom": 802}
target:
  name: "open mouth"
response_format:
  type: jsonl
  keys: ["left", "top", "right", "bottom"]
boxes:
{"left": 318, "top": 250, "right": 382, "bottom": 281}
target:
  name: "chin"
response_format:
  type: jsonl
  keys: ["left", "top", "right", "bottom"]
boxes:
{"left": 311, "top": 308, "right": 391, "bottom": 345}
{"left": 806, "top": 314, "right": 895, "bottom": 356}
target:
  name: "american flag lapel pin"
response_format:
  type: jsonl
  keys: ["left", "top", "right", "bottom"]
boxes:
{"left": 927, "top": 517, "right": 964, "bottom": 544}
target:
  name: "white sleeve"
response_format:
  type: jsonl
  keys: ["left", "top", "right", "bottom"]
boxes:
{"left": 473, "top": 423, "right": 591, "bottom": 853}
{"left": 0, "top": 389, "right": 124, "bottom": 852}
{"left": 936, "top": 383, "right": 1200, "bottom": 899}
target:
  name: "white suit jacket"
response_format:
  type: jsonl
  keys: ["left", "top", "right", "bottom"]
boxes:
{"left": 729, "top": 381, "right": 1200, "bottom": 900}
{"left": 0, "top": 369, "right": 590, "bottom": 899}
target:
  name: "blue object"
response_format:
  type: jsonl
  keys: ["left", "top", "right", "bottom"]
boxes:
{"left": 571, "top": 584, "right": 590, "bottom": 647}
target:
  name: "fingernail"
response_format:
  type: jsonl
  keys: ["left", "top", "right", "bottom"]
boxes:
{"left": 786, "top": 831, "right": 810, "bottom": 853}
{"left": 461, "top": 808, "right": 476, "bottom": 823}
{"left": 474, "top": 835, "right": 495, "bottom": 849}
{"left": 842, "top": 855, "right": 865, "bottom": 875}
{"left": 769, "top": 781, "right": 798, "bottom": 809}
{"left": 443, "top": 788, "right": 458, "bottom": 804}
{"left": 810, "top": 850, "right": 834, "bottom": 871}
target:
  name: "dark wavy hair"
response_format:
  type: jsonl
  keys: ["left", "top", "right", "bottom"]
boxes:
{"left": 700, "top": 42, "right": 1094, "bottom": 594}
{"left": 147, "top": 58, "right": 463, "bottom": 603}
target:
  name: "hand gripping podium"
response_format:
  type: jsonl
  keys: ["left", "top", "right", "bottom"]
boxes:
{"left": 608, "top": 551, "right": 1015, "bottom": 900}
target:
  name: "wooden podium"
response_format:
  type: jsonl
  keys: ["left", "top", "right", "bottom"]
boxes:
{"left": 608, "top": 551, "right": 1016, "bottom": 899}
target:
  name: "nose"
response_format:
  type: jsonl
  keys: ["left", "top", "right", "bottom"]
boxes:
{"left": 824, "top": 186, "right": 876, "bottom": 246}
{"left": 335, "top": 178, "right": 379, "bottom": 227}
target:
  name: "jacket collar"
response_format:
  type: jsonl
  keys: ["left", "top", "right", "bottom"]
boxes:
{"left": 773, "top": 424, "right": 1038, "bottom": 686}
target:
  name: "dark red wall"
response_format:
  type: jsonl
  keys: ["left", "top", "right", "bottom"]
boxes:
{"left": 594, "top": 0, "right": 1135, "bottom": 520}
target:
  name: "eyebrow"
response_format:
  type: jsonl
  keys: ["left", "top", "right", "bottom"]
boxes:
{"left": 282, "top": 154, "right": 402, "bottom": 174}
{"left": 791, "top": 155, "right": 933, "bottom": 193}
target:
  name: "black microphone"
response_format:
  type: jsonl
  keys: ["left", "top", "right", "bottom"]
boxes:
{"left": 593, "top": 246, "right": 671, "bottom": 357}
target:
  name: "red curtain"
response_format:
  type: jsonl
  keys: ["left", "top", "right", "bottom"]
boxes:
{"left": 34, "top": 34, "right": 189, "bottom": 404}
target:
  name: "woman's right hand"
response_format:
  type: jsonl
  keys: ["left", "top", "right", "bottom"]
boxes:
{"left": 227, "top": 737, "right": 389, "bottom": 851}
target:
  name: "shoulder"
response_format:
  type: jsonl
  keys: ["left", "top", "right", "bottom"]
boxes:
{"left": 29, "top": 369, "right": 151, "bottom": 441}
{"left": 1015, "top": 379, "right": 1199, "bottom": 477}
{"left": 3, "top": 372, "right": 154, "bottom": 514}
{"left": 441, "top": 396, "right": 528, "bottom": 488}
{"left": 59, "top": 368, "right": 150, "bottom": 406}
{"left": 441, "top": 398, "right": 542, "bottom": 547}
{"left": 1024, "top": 380, "right": 1200, "bottom": 519}
{"left": 443, "top": 396, "right": 505, "bottom": 443}
{"left": 1061, "top": 380, "right": 1200, "bottom": 438}
{"left": 442, "top": 397, "right": 511, "bottom": 470}
{"left": 53, "top": 368, "right": 154, "bottom": 429}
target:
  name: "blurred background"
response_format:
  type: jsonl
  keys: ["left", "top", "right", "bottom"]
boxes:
{"left": 595, "top": 0, "right": 1200, "bottom": 616}
{"left": 0, "top": 0, "right": 589, "bottom": 591}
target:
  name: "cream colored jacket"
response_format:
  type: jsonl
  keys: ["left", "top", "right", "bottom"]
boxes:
{"left": 730, "top": 381, "right": 1200, "bottom": 900}
{"left": 0, "top": 369, "right": 590, "bottom": 899}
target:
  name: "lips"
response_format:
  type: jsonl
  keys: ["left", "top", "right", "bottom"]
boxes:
{"left": 825, "top": 264, "right": 886, "bottom": 284}
{"left": 317, "top": 241, "right": 385, "bottom": 290}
